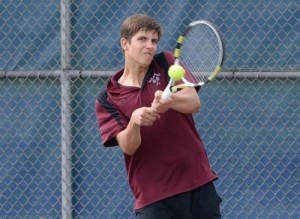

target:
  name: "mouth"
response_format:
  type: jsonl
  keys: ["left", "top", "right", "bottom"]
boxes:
{"left": 144, "top": 52, "right": 153, "bottom": 58}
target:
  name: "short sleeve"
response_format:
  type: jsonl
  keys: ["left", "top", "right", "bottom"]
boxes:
{"left": 95, "top": 92, "right": 126, "bottom": 147}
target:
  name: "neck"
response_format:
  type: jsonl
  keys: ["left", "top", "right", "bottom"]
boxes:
{"left": 118, "top": 63, "right": 148, "bottom": 87}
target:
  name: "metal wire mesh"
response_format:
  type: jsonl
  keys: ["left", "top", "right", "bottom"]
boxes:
{"left": 0, "top": 0, "right": 299, "bottom": 218}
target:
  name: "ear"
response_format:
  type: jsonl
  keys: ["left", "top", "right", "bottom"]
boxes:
{"left": 120, "top": 38, "right": 128, "bottom": 51}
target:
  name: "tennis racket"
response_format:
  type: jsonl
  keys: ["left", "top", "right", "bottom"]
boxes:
{"left": 162, "top": 20, "right": 224, "bottom": 100}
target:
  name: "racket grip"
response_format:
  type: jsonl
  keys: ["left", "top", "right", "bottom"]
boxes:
{"left": 161, "top": 87, "right": 173, "bottom": 100}
{"left": 161, "top": 77, "right": 174, "bottom": 100}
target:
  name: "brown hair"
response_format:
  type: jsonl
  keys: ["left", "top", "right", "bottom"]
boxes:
{"left": 120, "top": 14, "right": 163, "bottom": 42}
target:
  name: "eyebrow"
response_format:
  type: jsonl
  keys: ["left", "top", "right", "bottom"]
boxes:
{"left": 137, "top": 35, "right": 159, "bottom": 42}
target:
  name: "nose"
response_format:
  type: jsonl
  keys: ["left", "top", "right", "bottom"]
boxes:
{"left": 146, "top": 39, "right": 157, "bottom": 48}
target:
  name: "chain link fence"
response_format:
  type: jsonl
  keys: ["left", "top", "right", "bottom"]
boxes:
{"left": 0, "top": 0, "right": 299, "bottom": 218}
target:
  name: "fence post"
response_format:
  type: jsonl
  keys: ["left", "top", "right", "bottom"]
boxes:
{"left": 61, "top": 0, "right": 72, "bottom": 218}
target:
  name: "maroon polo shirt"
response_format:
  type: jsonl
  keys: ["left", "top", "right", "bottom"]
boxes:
{"left": 95, "top": 51, "right": 217, "bottom": 210}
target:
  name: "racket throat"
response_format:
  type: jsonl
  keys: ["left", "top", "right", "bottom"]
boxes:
{"left": 174, "top": 59, "right": 180, "bottom": 65}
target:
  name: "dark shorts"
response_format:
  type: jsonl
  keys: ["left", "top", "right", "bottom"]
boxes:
{"left": 135, "top": 181, "right": 222, "bottom": 219}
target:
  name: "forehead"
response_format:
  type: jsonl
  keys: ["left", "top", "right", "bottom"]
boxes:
{"left": 133, "top": 29, "right": 159, "bottom": 39}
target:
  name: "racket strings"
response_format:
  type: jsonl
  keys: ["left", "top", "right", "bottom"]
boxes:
{"left": 180, "top": 25, "right": 220, "bottom": 84}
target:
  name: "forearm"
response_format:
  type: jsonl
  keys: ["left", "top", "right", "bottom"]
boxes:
{"left": 116, "top": 106, "right": 159, "bottom": 155}
{"left": 116, "top": 120, "right": 141, "bottom": 155}
{"left": 169, "top": 88, "right": 201, "bottom": 113}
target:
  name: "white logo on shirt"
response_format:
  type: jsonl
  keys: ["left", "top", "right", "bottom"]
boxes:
{"left": 148, "top": 73, "right": 161, "bottom": 86}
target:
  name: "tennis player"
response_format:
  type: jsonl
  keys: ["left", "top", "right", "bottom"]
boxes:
{"left": 95, "top": 14, "right": 222, "bottom": 219}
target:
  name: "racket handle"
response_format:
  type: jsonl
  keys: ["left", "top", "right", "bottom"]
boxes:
{"left": 161, "top": 70, "right": 175, "bottom": 100}
{"left": 161, "top": 82, "right": 173, "bottom": 100}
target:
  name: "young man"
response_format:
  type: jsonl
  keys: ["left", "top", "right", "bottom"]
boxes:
{"left": 95, "top": 14, "right": 222, "bottom": 219}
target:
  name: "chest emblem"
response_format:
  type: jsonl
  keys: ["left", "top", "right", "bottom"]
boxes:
{"left": 148, "top": 72, "right": 161, "bottom": 86}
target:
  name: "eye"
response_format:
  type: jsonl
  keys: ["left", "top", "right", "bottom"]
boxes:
{"left": 138, "top": 36, "right": 147, "bottom": 41}
{"left": 152, "top": 39, "right": 158, "bottom": 44}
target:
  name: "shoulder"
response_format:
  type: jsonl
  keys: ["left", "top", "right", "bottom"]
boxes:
{"left": 96, "top": 86, "right": 109, "bottom": 104}
{"left": 96, "top": 87, "right": 120, "bottom": 116}
{"left": 153, "top": 51, "right": 175, "bottom": 67}
{"left": 96, "top": 89, "right": 113, "bottom": 115}
{"left": 152, "top": 51, "right": 175, "bottom": 76}
{"left": 96, "top": 69, "right": 123, "bottom": 106}
{"left": 96, "top": 80, "right": 115, "bottom": 112}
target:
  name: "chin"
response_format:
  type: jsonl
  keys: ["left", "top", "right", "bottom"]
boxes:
{"left": 143, "top": 60, "right": 152, "bottom": 67}
{"left": 145, "top": 57, "right": 154, "bottom": 64}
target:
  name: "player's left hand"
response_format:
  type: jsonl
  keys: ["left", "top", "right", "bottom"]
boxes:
{"left": 151, "top": 90, "right": 172, "bottom": 114}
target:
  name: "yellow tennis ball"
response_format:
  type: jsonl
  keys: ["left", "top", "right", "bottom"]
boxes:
{"left": 168, "top": 65, "right": 185, "bottom": 81}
